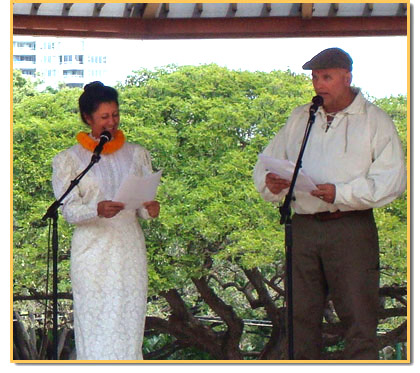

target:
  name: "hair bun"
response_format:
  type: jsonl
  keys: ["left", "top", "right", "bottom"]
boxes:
{"left": 84, "top": 81, "right": 104, "bottom": 92}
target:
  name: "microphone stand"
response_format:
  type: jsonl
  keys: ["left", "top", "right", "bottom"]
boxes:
{"left": 42, "top": 153, "right": 101, "bottom": 360}
{"left": 279, "top": 100, "right": 320, "bottom": 360}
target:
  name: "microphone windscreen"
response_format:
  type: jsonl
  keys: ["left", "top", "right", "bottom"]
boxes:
{"left": 100, "top": 131, "right": 112, "bottom": 142}
{"left": 312, "top": 95, "right": 324, "bottom": 107}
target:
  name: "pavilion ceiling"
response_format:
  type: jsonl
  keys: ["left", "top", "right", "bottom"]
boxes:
{"left": 13, "top": 2, "right": 408, "bottom": 39}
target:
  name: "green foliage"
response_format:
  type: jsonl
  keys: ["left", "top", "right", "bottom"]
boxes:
{"left": 372, "top": 95, "right": 408, "bottom": 287}
{"left": 13, "top": 80, "right": 85, "bottom": 296}
{"left": 13, "top": 70, "right": 40, "bottom": 104}
{"left": 143, "top": 333, "right": 215, "bottom": 360}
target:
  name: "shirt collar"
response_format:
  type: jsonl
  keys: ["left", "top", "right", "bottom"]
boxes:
{"left": 339, "top": 88, "right": 366, "bottom": 115}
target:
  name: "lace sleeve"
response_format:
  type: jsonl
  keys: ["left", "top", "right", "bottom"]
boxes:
{"left": 52, "top": 150, "right": 100, "bottom": 225}
{"left": 131, "top": 146, "right": 154, "bottom": 220}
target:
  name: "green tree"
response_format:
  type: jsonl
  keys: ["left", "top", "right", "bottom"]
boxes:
{"left": 13, "top": 70, "right": 40, "bottom": 104}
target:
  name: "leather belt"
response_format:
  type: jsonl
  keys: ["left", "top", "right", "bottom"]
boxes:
{"left": 296, "top": 209, "right": 372, "bottom": 222}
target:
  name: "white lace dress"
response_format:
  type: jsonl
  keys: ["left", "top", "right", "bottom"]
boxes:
{"left": 52, "top": 141, "right": 153, "bottom": 360}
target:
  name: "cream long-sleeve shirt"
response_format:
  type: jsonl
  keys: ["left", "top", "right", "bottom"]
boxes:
{"left": 253, "top": 89, "right": 406, "bottom": 214}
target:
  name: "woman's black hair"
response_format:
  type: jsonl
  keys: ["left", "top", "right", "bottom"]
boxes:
{"left": 78, "top": 81, "right": 119, "bottom": 125}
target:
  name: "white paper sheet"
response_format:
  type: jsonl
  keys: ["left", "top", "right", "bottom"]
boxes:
{"left": 258, "top": 154, "right": 317, "bottom": 192}
{"left": 114, "top": 170, "right": 163, "bottom": 210}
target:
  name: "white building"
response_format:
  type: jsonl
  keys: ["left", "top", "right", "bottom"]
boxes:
{"left": 13, "top": 36, "right": 110, "bottom": 90}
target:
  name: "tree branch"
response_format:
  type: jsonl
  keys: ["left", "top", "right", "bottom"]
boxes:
{"left": 378, "top": 321, "right": 407, "bottom": 349}
{"left": 243, "top": 267, "right": 285, "bottom": 359}
{"left": 208, "top": 273, "right": 263, "bottom": 309}
{"left": 159, "top": 289, "right": 224, "bottom": 359}
{"left": 192, "top": 276, "right": 244, "bottom": 359}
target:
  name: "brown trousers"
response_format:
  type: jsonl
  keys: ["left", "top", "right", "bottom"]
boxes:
{"left": 290, "top": 210, "right": 380, "bottom": 360}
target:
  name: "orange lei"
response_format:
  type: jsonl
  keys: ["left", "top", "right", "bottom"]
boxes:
{"left": 76, "top": 130, "right": 125, "bottom": 154}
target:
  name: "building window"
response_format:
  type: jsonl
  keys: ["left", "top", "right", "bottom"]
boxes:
{"left": 63, "top": 69, "right": 84, "bottom": 78}
{"left": 42, "top": 42, "right": 55, "bottom": 50}
{"left": 13, "top": 55, "right": 36, "bottom": 63}
{"left": 60, "top": 55, "right": 73, "bottom": 64}
{"left": 67, "top": 83, "right": 84, "bottom": 88}
{"left": 91, "top": 70, "right": 102, "bottom": 77}
{"left": 13, "top": 41, "right": 36, "bottom": 50}
{"left": 75, "top": 55, "right": 84, "bottom": 64}
{"left": 20, "top": 69, "right": 36, "bottom": 77}
{"left": 88, "top": 56, "right": 107, "bottom": 64}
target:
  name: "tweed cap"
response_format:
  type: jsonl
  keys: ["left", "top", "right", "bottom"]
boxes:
{"left": 302, "top": 48, "right": 353, "bottom": 71}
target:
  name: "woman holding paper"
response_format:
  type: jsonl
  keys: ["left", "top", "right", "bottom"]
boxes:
{"left": 51, "top": 81, "right": 160, "bottom": 360}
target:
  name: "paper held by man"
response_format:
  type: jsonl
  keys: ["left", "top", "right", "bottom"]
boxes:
{"left": 258, "top": 154, "right": 316, "bottom": 192}
{"left": 114, "top": 170, "right": 163, "bottom": 210}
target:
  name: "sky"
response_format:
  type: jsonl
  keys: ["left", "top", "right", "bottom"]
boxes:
{"left": 106, "top": 35, "right": 407, "bottom": 99}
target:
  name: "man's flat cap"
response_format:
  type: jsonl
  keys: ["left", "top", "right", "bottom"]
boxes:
{"left": 302, "top": 48, "right": 353, "bottom": 71}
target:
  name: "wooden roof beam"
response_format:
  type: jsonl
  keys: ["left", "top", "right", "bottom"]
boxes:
{"left": 398, "top": 3, "right": 407, "bottom": 16}
{"left": 123, "top": 3, "right": 133, "bottom": 18}
{"left": 193, "top": 3, "right": 203, "bottom": 18}
{"left": 130, "top": 4, "right": 145, "bottom": 17}
{"left": 301, "top": 3, "right": 314, "bottom": 20}
{"left": 260, "top": 3, "right": 271, "bottom": 17}
{"left": 143, "top": 3, "right": 160, "bottom": 19}
{"left": 328, "top": 3, "right": 339, "bottom": 16}
{"left": 158, "top": 3, "right": 170, "bottom": 18}
{"left": 227, "top": 3, "right": 237, "bottom": 17}
{"left": 93, "top": 3, "right": 105, "bottom": 17}
{"left": 30, "top": 3, "right": 41, "bottom": 16}
{"left": 13, "top": 14, "right": 407, "bottom": 39}
{"left": 126, "top": 3, "right": 161, "bottom": 18}
{"left": 363, "top": 3, "right": 374, "bottom": 16}
{"left": 62, "top": 3, "right": 74, "bottom": 16}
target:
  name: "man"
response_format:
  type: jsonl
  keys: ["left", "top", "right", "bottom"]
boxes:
{"left": 253, "top": 48, "right": 406, "bottom": 360}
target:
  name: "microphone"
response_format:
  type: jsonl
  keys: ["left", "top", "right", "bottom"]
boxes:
{"left": 92, "top": 131, "right": 112, "bottom": 159}
{"left": 310, "top": 95, "right": 323, "bottom": 114}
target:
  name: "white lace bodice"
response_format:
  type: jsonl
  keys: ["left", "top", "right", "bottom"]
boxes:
{"left": 52, "top": 142, "right": 152, "bottom": 224}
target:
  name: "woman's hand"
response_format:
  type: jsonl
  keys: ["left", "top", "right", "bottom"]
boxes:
{"left": 97, "top": 200, "right": 125, "bottom": 218}
{"left": 143, "top": 201, "right": 160, "bottom": 218}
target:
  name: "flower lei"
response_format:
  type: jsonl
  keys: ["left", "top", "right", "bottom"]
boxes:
{"left": 76, "top": 130, "right": 125, "bottom": 154}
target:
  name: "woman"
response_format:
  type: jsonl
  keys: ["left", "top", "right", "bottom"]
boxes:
{"left": 52, "top": 81, "right": 160, "bottom": 360}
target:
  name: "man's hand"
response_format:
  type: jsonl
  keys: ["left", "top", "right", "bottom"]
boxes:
{"left": 265, "top": 173, "right": 291, "bottom": 194}
{"left": 97, "top": 200, "right": 125, "bottom": 218}
{"left": 143, "top": 201, "right": 160, "bottom": 218}
{"left": 311, "top": 184, "right": 336, "bottom": 204}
